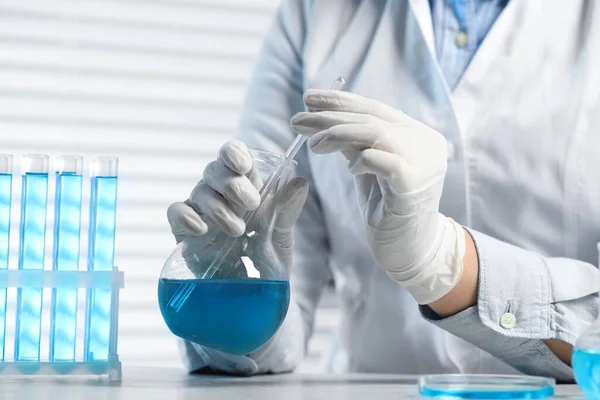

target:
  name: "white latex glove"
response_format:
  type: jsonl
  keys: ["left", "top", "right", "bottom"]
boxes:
{"left": 291, "top": 90, "right": 466, "bottom": 305}
{"left": 167, "top": 140, "right": 309, "bottom": 271}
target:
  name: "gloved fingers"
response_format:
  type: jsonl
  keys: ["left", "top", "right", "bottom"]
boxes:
{"left": 291, "top": 111, "right": 383, "bottom": 136}
{"left": 217, "top": 139, "right": 263, "bottom": 189}
{"left": 308, "top": 124, "right": 400, "bottom": 155}
{"left": 217, "top": 139, "right": 254, "bottom": 175}
{"left": 189, "top": 184, "right": 246, "bottom": 237}
{"left": 272, "top": 177, "right": 309, "bottom": 271}
{"left": 349, "top": 149, "right": 424, "bottom": 205}
{"left": 274, "top": 177, "right": 309, "bottom": 234}
{"left": 348, "top": 148, "right": 409, "bottom": 180}
{"left": 197, "top": 346, "right": 257, "bottom": 376}
{"left": 167, "top": 201, "right": 208, "bottom": 243}
{"left": 389, "top": 122, "right": 449, "bottom": 165}
{"left": 246, "top": 163, "right": 263, "bottom": 189}
{"left": 203, "top": 160, "right": 261, "bottom": 211}
{"left": 303, "top": 89, "right": 407, "bottom": 124}
{"left": 350, "top": 149, "right": 438, "bottom": 196}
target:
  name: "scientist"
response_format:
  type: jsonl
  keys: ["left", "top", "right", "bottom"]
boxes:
{"left": 167, "top": 0, "right": 600, "bottom": 380}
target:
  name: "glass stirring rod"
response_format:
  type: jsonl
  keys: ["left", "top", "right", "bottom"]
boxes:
{"left": 167, "top": 76, "right": 346, "bottom": 312}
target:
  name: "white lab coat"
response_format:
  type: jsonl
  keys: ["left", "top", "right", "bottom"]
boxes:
{"left": 181, "top": 0, "right": 600, "bottom": 377}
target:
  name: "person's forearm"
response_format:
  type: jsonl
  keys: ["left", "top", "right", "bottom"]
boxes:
{"left": 428, "top": 230, "right": 573, "bottom": 366}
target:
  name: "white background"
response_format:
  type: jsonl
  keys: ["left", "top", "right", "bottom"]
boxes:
{"left": 0, "top": 0, "right": 338, "bottom": 372}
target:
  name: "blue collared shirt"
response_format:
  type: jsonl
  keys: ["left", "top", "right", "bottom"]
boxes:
{"left": 429, "top": 0, "right": 508, "bottom": 90}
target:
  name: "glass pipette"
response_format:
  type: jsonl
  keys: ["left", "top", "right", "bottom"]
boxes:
{"left": 167, "top": 76, "right": 346, "bottom": 312}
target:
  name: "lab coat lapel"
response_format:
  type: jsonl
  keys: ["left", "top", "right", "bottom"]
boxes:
{"left": 380, "top": 1, "right": 458, "bottom": 135}
{"left": 450, "top": 0, "right": 535, "bottom": 134}
{"left": 408, "top": 0, "right": 436, "bottom": 59}
{"left": 304, "top": 1, "right": 385, "bottom": 90}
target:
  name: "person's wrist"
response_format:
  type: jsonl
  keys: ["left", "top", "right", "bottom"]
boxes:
{"left": 428, "top": 227, "right": 478, "bottom": 316}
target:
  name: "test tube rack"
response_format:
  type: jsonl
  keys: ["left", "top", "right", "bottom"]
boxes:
{"left": 0, "top": 269, "right": 123, "bottom": 380}
{"left": 0, "top": 154, "right": 123, "bottom": 381}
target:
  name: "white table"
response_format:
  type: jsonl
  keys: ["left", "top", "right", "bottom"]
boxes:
{"left": 0, "top": 367, "right": 586, "bottom": 399}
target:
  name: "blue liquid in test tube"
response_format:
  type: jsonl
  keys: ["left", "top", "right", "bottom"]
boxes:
{"left": 50, "top": 156, "right": 83, "bottom": 362}
{"left": 15, "top": 154, "right": 49, "bottom": 361}
{"left": 0, "top": 155, "right": 13, "bottom": 361}
{"left": 85, "top": 157, "right": 118, "bottom": 361}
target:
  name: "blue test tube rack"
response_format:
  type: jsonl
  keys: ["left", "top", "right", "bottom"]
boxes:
{"left": 0, "top": 154, "right": 123, "bottom": 381}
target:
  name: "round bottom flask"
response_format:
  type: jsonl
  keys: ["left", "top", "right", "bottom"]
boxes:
{"left": 158, "top": 149, "right": 295, "bottom": 355}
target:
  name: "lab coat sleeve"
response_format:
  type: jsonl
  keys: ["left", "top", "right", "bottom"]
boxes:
{"left": 421, "top": 229, "right": 600, "bottom": 382}
{"left": 178, "top": 0, "right": 333, "bottom": 375}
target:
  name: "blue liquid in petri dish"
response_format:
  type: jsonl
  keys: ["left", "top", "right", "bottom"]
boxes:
{"left": 15, "top": 172, "right": 48, "bottom": 362}
{"left": 419, "top": 386, "right": 554, "bottom": 399}
{"left": 85, "top": 175, "right": 118, "bottom": 361}
{"left": 419, "top": 375, "right": 554, "bottom": 399}
{"left": 573, "top": 349, "right": 600, "bottom": 398}
{"left": 158, "top": 278, "right": 290, "bottom": 355}
{"left": 50, "top": 172, "right": 82, "bottom": 362}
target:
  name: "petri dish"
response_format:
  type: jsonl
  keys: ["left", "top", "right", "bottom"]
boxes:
{"left": 419, "top": 374, "right": 555, "bottom": 399}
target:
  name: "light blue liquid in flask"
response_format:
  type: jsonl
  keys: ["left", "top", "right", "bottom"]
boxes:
{"left": 573, "top": 256, "right": 600, "bottom": 398}
{"left": 85, "top": 157, "right": 118, "bottom": 362}
{"left": 0, "top": 155, "right": 13, "bottom": 361}
{"left": 15, "top": 155, "right": 49, "bottom": 362}
{"left": 573, "top": 349, "right": 600, "bottom": 398}
{"left": 158, "top": 278, "right": 289, "bottom": 355}
{"left": 50, "top": 156, "right": 83, "bottom": 362}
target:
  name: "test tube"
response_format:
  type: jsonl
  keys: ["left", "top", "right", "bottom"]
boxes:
{"left": 85, "top": 157, "right": 118, "bottom": 361}
{"left": 0, "top": 155, "right": 13, "bottom": 361}
{"left": 15, "top": 154, "right": 49, "bottom": 361}
{"left": 50, "top": 156, "right": 83, "bottom": 362}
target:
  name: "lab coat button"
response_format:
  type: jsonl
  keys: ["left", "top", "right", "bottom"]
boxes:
{"left": 500, "top": 313, "right": 516, "bottom": 329}
{"left": 455, "top": 31, "right": 468, "bottom": 48}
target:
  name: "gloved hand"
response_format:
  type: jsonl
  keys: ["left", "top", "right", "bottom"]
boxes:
{"left": 291, "top": 90, "right": 466, "bottom": 305}
{"left": 167, "top": 140, "right": 309, "bottom": 271}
